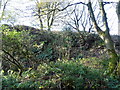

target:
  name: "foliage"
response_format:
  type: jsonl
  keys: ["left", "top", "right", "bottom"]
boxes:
{"left": 2, "top": 24, "right": 119, "bottom": 71}
{"left": 37, "top": 59, "right": 106, "bottom": 89}
{"left": 1, "top": 0, "right": 120, "bottom": 88}
{"left": 2, "top": 25, "right": 36, "bottom": 71}
{"left": 1, "top": 24, "right": 120, "bottom": 89}
{"left": 2, "top": 58, "right": 120, "bottom": 89}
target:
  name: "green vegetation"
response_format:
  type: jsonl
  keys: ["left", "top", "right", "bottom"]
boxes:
{"left": 1, "top": 0, "right": 120, "bottom": 89}
{"left": 2, "top": 59, "right": 120, "bottom": 89}
{"left": 1, "top": 26, "right": 120, "bottom": 90}
{"left": 1, "top": 24, "right": 120, "bottom": 89}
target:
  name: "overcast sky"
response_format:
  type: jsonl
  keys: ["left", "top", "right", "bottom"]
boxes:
{"left": 1, "top": 0, "right": 119, "bottom": 35}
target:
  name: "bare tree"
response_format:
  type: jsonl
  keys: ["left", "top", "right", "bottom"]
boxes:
{"left": 116, "top": 0, "right": 120, "bottom": 75}
{"left": 61, "top": 1, "right": 104, "bottom": 49}
{"left": 87, "top": 0, "right": 119, "bottom": 75}
{"left": 34, "top": 0, "right": 63, "bottom": 31}
{"left": 64, "top": 5, "right": 88, "bottom": 32}
{"left": 116, "top": 0, "right": 120, "bottom": 35}
{"left": 0, "top": 0, "right": 9, "bottom": 22}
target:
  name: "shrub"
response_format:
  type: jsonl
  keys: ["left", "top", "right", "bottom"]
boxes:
{"left": 37, "top": 59, "right": 104, "bottom": 89}
{"left": 2, "top": 59, "right": 120, "bottom": 89}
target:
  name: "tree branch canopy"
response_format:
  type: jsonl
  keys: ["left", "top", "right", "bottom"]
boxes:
{"left": 87, "top": 0, "right": 103, "bottom": 34}
{"left": 39, "top": 2, "right": 87, "bottom": 17}
{"left": 99, "top": 0, "right": 110, "bottom": 33}
{"left": 58, "top": 2, "right": 87, "bottom": 11}
{"left": 0, "top": 0, "right": 9, "bottom": 21}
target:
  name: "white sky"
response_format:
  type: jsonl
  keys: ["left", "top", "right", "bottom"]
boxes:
{"left": 1, "top": 0, "right": 119, "bottom": 35}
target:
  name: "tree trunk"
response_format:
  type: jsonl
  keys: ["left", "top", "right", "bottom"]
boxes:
{"left": 116, "top": 0, "right": 120, "bottom": 22}
{"left": 38, "top": 9, "right": 43, "bottom": 31}
{"left": 87, "top": 0, "right": 119, "bottom": 75}
{"left": 116, "top": 0, "right": 120, "bottom": 75}
{"left": 116, "top": 0, "right": 120, "bottom": 36}
{"left": 103, "top": 31, "right": 119, "bottom": 75}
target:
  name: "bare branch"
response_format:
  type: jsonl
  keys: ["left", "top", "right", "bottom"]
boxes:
{"left": 87, "top": 0, "right": 103, "bottom": 34}
{"left": 0, "top": 0, "right": 9, "bottom": 21}
{"left": 99, "top": 0, "right": 110, "bottom": 33}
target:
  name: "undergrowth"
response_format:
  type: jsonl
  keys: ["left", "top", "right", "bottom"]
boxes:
{"left": 2, "top": 58, "right": 120, "bottom": 89}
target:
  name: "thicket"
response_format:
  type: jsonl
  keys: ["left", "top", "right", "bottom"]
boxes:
{"left": 2, "top": 59, "right": 120, "bottom": 89}
{"left": 1, "top": 24, "right": 120, "bottom": 89}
